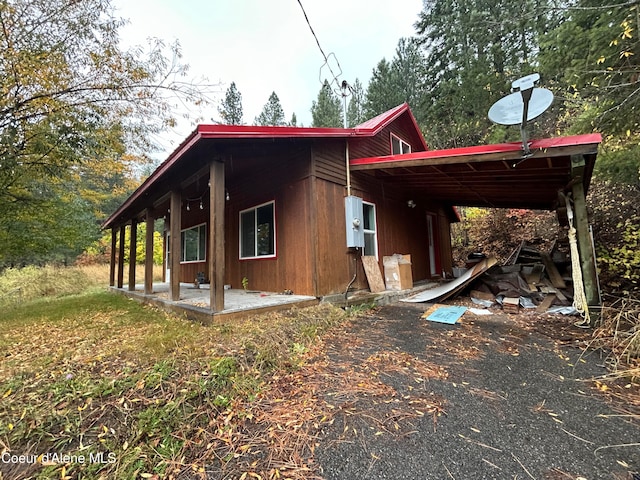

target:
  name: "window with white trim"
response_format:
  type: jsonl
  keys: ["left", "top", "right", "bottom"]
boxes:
{"left": 391, "top": 134, "right": 411, "bottom": 155}
{"left": 180, "top": 223, "right": 207, "bottom": 263}
{"left": 363, "top": 201, "right": 378, "bottom": 258}
{"left": 240, "top": 201, "right": 275, "bottom": 259}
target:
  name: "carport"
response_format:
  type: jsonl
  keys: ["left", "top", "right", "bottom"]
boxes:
{"left": 350, "top": 133, "right": 602, "bottom": 309}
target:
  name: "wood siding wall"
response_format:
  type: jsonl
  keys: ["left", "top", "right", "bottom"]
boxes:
{"left": 350, "top": 114, "right": 427, "bottom": 160}
{"left": 224, "top": 147, "right": 314, "bottom": 295}
{"left": 167, "top": 125, "right": 451, "bottom": 296}
{"left": 174, "top": 206, "right": 209, "bottom": 284}
{"left": 172, "top": 144, "right": 314, "bottom": 294}
{"left": 310, "top": 137, "right": 453, "bottom": 295}
{"left": 224, "top": 176, "right": 314, "bottom": 295}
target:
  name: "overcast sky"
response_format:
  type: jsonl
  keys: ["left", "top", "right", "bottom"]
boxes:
{"left": 112, "top": 0, "right": 424, "bottom": 158}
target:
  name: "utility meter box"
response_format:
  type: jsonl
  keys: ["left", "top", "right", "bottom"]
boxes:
{"left": 345, "top": 195, "right": 364, "bottom": 248}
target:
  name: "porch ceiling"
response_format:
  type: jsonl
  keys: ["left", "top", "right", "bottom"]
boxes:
{"left": 350, "top": 134, "right": 601, "bottom": 210}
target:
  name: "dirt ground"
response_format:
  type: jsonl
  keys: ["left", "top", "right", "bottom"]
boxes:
{"left": 310, "top": 303, "right": 640, "bottom": 480}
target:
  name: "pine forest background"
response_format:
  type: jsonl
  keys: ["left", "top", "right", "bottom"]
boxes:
{"left": 1, "top": 0, "right": 639, "bottom": 295}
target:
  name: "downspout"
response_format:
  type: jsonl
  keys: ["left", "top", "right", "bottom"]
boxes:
{"left": 345, "top": 140, "right": 351, "bottom": 196}
{"left": 343, "top": 82, "right": 351, "bottom": 196}
{"left": 344, "top": 138, "right": 356, "bottom": 305}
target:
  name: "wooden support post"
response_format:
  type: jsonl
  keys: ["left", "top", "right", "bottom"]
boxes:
{"left": 145, "top": 209, "right": 154, "bottom": 295}
{"left": 571, "top": 155, "right": 600, "bottom": 308}
{"left": 117, "top": 225, "right": 125, "bottom": 288}
{"left": 128, "top": 219, "right": 137, "bottom": 291}
{"left": 109, "top": 228, "right": 117, "bottom": 287}
{"left": 170, "top": 191, "right": 182, "bottom": 301}
{"left": 209, "top": 160, "right": 225, "bottom": 312}
{"left": 162, "top": 216, "right": 168, "bottom": 283}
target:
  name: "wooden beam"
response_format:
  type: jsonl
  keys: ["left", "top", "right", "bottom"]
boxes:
{"left": 309, "top": 174, "right": 319, "bottom": 296}
{"left": 162, "top": 215, "right": 168, "bottom": 283}
{"left": 117, "top": 225, "right": 125, "bottom": 288}
{"left": 144, "top": 209, "right": 154, "bottom": 295}
{"left": 209, "top": 160, "right": 225, "bottom": 312}
{"left": 109, "top": 228, "right": 117, "bottom": 287}
{"left": 350, "top": 142, "right": 599, "bottom": 171}
{"left": 571, "top": 155, "right": 600, "bottom": 307}
{"left": 128, "top": 219, "right": 137, "bottom": 291}
{"left": 180, "top": 163, "right": 211, "bottom": 190}
{"left": 541, "top": 252, "right": 566, "bottom": 289}
{"left": 170, "top": 190, "right": 182, "bottom": 301}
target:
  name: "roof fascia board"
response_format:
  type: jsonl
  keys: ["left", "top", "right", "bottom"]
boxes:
{"left": 103, "top": 104, "right": 430, "bottom": 229}
{"left": 102, "top": 129, "right": 202, "bottom": 228}
{"left": 350, "top": 134, "right": 601, "bottom": 171}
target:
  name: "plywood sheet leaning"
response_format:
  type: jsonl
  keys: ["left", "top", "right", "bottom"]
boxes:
{"left": 362, "top": 255, "right": 386, "bottom": 293}
{"left": 402, "top": 257, "right": 498, "bottom": 303}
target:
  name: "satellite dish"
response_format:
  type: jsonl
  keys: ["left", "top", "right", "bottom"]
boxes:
{"left": 488, "top": 88, "right": 554, "bottom": 126}
{"left": 488, "top": 73, "right": 554, "bottom": 159}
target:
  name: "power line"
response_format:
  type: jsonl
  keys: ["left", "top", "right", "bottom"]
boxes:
{"left": 295, "top": 0, "right": 345, "bottom": 93}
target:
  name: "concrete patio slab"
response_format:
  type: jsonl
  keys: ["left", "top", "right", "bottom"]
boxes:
{"left": 111, "top": 282, "right": 319, "bottom": 323}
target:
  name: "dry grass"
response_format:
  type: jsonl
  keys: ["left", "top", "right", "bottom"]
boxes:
{"left": 0, "top": 264, "right": 163, "bottom": 308}
{"left": 591, "top": 295, "right": 640, "bottom": 381}
{"left": 0, "top": 274, "right": 357, "bottom": 480}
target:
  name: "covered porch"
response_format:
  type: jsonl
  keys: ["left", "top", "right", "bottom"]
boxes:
{"left": 110, "top": 282, "right": 318, "bottom": 323}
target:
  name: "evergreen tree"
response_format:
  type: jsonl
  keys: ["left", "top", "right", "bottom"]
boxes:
{"left": 415, "top": 0, "right": 560, "bottom": 148}
{"left": 363, "top": 59, "right": 403, "bottom": 119}
{"left": 311, "top": 80, "right": 343, "bottom": 128}
{"left": 289, "top": 112, "right": 298, "bottom": 127}
{"left": 346, "top": 78, "right": 366, "bottom": 127}
{"left": 254, "top": 92, "right": 286, "bottom": 126}
{"left": 538, "top": 0, "right": 640, "bottom": 185}
{"left": 218, "top": 82, "right": 243, "bottom": 125}
{"left": 391, "top": 38, "right": 428, "bottom": 120}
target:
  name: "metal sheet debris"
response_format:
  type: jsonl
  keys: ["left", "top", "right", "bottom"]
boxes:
{"left": 402, "top": 257, "right": 498, "bottom": 303}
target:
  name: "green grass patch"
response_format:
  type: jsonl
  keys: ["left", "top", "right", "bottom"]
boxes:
{"left": 0, "top": 268, "right": 354, "bottom": 479}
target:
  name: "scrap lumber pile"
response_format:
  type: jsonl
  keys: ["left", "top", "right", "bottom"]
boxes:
{"left": 402, "top": 241, "right": 576, "bottom": 315}
{"left": 472, "top": 240, "right": 574, "bottom": 313}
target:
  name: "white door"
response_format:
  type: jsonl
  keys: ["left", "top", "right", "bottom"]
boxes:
{"left": 426, "top": 214, "right": 437, "bottom": 276}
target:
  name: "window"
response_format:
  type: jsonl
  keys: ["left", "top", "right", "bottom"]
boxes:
{"left": 363, "top": 202, "right": 377, "bottom": 258}
{"left": 391, "top": 134, "right": 411, "bottom": 155}
{"left": 240, "top": 201, "right": 275, "bottom": 259}
{"left": 180, "top": 224, "right": 206, "bottom": 263}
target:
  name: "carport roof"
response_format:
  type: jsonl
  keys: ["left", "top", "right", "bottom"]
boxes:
{"left": 350, "top": 133, "right": 602, "bottom": 210}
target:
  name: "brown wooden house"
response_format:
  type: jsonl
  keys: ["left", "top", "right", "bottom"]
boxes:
{"left": 104, "top": 103, "right": 601, "bottom": 315}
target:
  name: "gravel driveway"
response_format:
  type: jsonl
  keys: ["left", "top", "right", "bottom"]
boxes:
{"left": 314, "top": 303, "right": 640, "bottom": 480}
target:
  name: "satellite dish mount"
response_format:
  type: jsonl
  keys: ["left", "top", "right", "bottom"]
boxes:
{"left": 488, "top": 73, "right": 554, "bottom": 160}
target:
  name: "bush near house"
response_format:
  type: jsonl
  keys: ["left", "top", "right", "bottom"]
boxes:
{"left": 451, "top": 207, "right": 558, "bottom": 267}
{"left": 77, "top": 223, "right": 165, "bottom": 266}
{"left": 589, "top": 179, "right": 640, "bottom": 295}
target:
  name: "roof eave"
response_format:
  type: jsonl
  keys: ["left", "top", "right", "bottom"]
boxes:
{"left": 102, "top": 129, "right": 202, "bottom": 229}
{"left": 350, "top": 133, "right": 602, "bottom": 170}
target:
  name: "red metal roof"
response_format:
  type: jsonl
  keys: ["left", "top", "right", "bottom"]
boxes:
{"left": 354, "top": 103, "right": 428, "bottom": 150}
{"left": 350, "top": 133, "right": 602, "bottom": 210}
{"left": 192, "top": 103, "right": 421, "bottom": 140}
{"left": 350, "top": 133, "right": 602, "bottom": 168}
{"left": 103, "top": 104, "right": 423, "bottom": 228}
